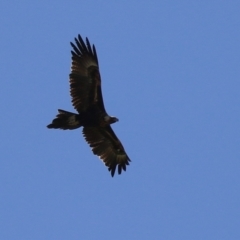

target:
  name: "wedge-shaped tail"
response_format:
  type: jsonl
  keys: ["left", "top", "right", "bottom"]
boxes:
{"left": 47, "top": 109, "right": 81, "bottom": 130}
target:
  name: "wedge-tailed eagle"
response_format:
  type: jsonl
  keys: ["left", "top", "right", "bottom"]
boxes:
{"left": 47, "top": 34, "right": 130, "bottom": 177}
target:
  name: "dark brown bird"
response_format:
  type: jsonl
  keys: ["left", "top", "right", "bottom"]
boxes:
{"left": 47, "top": 34, "right": 130, "bottom": 177}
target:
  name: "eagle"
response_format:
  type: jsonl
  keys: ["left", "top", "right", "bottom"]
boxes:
{"left": 47, "top": 34, "right": 130, "bottom": 177}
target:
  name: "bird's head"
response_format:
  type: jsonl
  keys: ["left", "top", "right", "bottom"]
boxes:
{"left": 104, "top": 115, "right": 119, "bottom": 124}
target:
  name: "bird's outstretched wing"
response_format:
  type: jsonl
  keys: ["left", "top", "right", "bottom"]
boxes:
{"left": 83, "top": 126, "right": 131, "bottom": 177}
{"left": 70, "top": 35, "right": 105, "bottom": 113}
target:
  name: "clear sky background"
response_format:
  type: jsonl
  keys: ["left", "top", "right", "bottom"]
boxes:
{"left": 1, "top": 1, "right": 240, "bottom": 239}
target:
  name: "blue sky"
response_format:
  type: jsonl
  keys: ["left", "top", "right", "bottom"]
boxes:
{"left": 1, "top": 1, "right": 240, "bottom": 239}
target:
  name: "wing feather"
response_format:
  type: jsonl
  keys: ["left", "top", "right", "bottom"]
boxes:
{"left": 83, "top": 126, "right": 131, "bottom": 177}
{"left": 86, "top": 38, "right": 93, "bottom": 56}
{"left": 69, "top": 35, "right": 105, "bottom": 113}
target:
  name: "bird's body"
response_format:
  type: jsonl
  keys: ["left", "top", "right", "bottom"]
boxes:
{"left": 47, "top": 35, "right": 130, "bottom": 177}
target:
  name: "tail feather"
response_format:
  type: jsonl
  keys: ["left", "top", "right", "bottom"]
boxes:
{"left": 47, "top": 109, "right": 81, "bottom": 130}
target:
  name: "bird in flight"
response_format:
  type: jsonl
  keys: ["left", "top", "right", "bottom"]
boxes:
{"left": 47, "top": 34, "right": 130, "bottom": 177}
